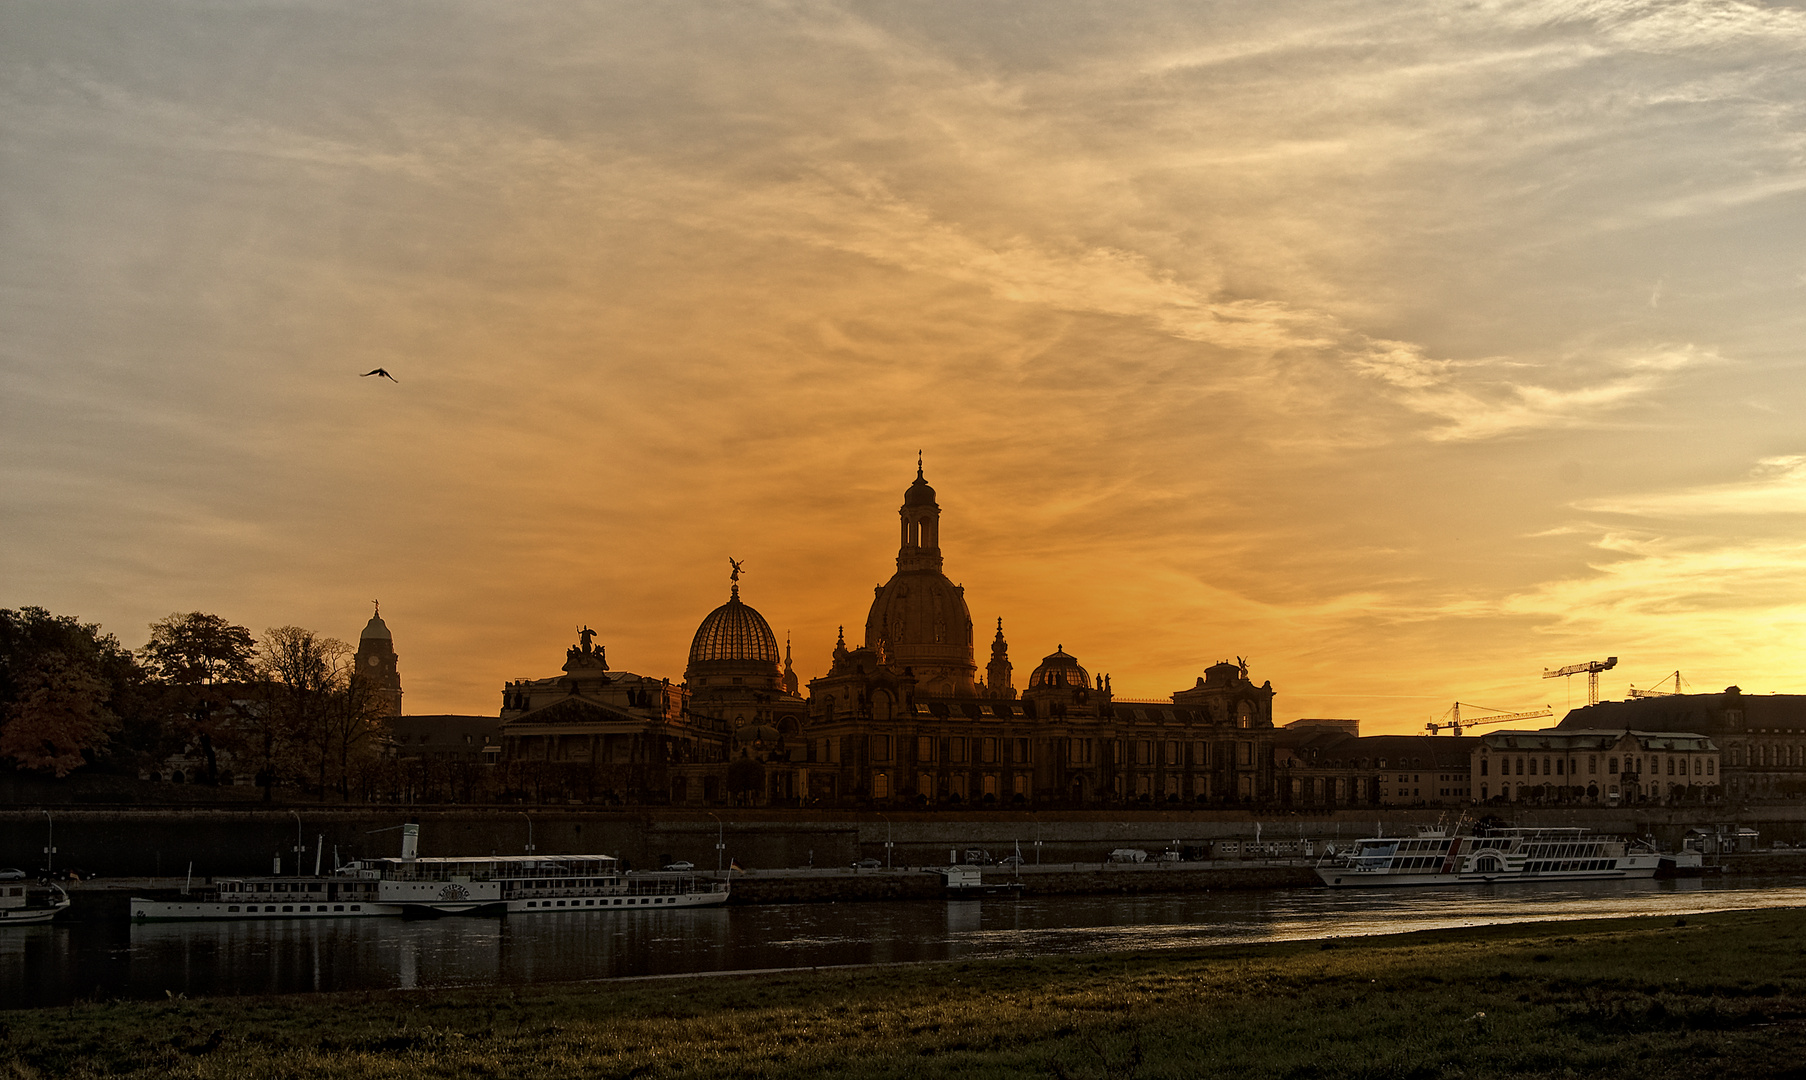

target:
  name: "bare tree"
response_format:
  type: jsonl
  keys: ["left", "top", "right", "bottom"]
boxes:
{"left": 328, "top": 663, "right": 390, "bottom": 801}
{"left": 255, "top": 626, "right": 342, "bottom": 801}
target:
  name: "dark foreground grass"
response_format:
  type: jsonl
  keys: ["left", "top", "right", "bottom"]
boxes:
{"left": 6, "top": 910, "right": 1806, "bottom": 1079}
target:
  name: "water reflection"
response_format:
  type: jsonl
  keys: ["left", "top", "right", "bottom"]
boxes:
{"left": 5, "top": 876, "right": 1804, "bottom": 1009}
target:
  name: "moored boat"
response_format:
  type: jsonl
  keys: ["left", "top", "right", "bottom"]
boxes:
{"left": 130, "top": 824, "right": 728, "bottom": 921}
{"left": 1316, "top": 822, "right": 1662, "bottom": 887}
{"left": 0, "top": 878, "right": 70, "bottom": 926}
{"left": 130, "top": 865, "right": 400, "bottom": 922}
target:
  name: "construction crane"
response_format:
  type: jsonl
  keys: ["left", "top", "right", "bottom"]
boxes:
{"left": 1425, "top": 702, "right": 1554, "bottom": 735}
{"left": 1543, "top": 656, "right": 1618, "bottom": 707}
{"left": 1628, "top": 670, "right": 1688, "bottom": 698}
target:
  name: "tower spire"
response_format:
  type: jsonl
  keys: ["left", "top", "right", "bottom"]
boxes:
{"left": 986, "top": 616, "right": 1015, "bottom": 699}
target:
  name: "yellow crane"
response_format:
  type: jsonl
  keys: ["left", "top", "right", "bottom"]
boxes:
{"left": 1425, "top": 702, "right": 1554, "bottom": 735}
{"left": 1543, "top": 656, "right": 1618, "bottom": 707}
{"left": 1628, "top": 670, "right": 1688, "bottom": 698}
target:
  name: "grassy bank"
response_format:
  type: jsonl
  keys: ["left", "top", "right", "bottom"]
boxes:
{"left": 6, "top": 909, "right": 1806, "bottom": 1079}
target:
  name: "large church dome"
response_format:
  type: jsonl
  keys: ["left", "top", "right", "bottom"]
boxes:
{"left": 689, "top": 585, "right": 781, "bottom": 668}
{"left": 865, "top": 464, "right": 977, "bottom": 696}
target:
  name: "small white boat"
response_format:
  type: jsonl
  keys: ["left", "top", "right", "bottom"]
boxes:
{"left": 0, "top": 878, "right": 70, "bottom": 926}
{"left": 1316, "top": 823, "right": 1662, "bottom": 888}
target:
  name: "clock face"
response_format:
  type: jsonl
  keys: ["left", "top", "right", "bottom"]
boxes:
{"left": 367, "top": 655, "right": 381, "bottom": 668}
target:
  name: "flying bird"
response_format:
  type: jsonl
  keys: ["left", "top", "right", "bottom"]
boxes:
{"left": 361, "top": 368, "right": 398, "bottom": 382}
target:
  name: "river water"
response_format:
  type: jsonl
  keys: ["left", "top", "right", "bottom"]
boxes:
{"left": 6, "top": 876, "right": 1805, "bottom": 1009}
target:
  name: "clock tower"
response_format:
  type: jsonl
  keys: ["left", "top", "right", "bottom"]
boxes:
{"left": 354, "top": 603, "right": 403, "bottom": 717}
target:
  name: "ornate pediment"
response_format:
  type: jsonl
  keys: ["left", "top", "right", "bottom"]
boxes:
{"left": 503, "top": 695, "right": 642, "bottom": 731}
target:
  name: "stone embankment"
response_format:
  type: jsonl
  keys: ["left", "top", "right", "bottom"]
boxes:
{"left": 576, "top": 862, "right": 1311, "bottom": 904}
{"left": 13, "top": 805, "right": 1806, "bottom": 887}
{"left": 48, "top": 850, "right": 1805, "bottom": 917}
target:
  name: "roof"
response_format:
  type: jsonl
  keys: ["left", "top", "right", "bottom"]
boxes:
{"left": 689, "top": 587, "right": 781, "bottom": 667}
{"left": 388, "top": 714, "right": 502, "bottom": 748}
{"left": 1480, "top": 728, "right": 1717, "bottom": 752}
{"left": 1559, "top": 692, "right": 1806, "bottom": 733}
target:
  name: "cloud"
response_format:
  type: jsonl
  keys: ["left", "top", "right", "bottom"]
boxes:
{"left": 6, "top": 0, "right": 1806, "bottom": 719}
{"left": 1581, "top": 456, "right": 1806, "bottom": 517}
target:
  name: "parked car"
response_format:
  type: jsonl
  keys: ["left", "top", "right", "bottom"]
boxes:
{"left": 997, "top": 854, "right": 1025, "bottom": 867}
{"left": 662, "top": 861, "right": 695, "bottom": 872}
{"left": 851, "top": 858, "right": 883, "bottom": 869}
{"left": 1108, "top": 848, "right": 1148, "bottom": 864}
{"left": 0, "top": 868, "right": 24, "bottom": 881}
{"left": 963, "top": 849, "right": 995, "bottom": 865}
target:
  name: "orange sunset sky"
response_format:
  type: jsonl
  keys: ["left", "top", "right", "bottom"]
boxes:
{"left": 5, "top": 2, "right": 1806, "bottom": 732}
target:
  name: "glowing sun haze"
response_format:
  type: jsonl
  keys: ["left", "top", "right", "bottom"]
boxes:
{"left": 5, "top": 1, "right": 1805, "bottom": 730}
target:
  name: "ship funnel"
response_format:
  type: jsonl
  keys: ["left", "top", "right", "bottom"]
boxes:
{"left": 400, "top": 822, "right": 419, "bottom": 861}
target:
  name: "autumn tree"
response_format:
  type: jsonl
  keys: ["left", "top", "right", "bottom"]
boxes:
{"left": 1, "top": 652, "right": 113, "bottom": 776}
{"left": 0, "top": 607, "right": 145, "bottom": 777}
{"left": 139, "top": 612, "right": 257, "bottom": 783}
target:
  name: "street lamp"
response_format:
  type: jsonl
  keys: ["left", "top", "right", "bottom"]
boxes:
{"left": 708, "top": 812, "right": 725, "bottom": 875}
{"left": 42, "top": 811, "right": 54, "bottom": 878}
{"left": 879, "top": 812, "right": 893, "bottom": 870}
{"left": 291, "top": 811, "right": 304, "bottom": 876}
{"left": 1031, "top": 818, "right": 1043, "bottom": 866}
{"left": 519, "top": 811, "right": 536, "bottom": 855}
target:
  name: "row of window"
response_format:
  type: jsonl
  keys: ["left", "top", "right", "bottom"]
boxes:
{"left": 523, "top": 896, "right": 677, "bottom": 908}
{"left": 224, "top": 904, "right": 364, "bottom": 913}
{"left": 220, "top": 882, "right": 376, "bottom": 895}
{"left": 853, "top": 735, "right": 1261, "bottom": 768}
{"left": 1735, "top": 745, "right": 1804, "bottom": 767}
{"left": 1479, "top": 755, "right": 1714, "bottom": 778}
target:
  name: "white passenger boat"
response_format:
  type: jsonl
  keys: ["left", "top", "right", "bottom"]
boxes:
{"left": 130, "top": 824, "right": 728, "bottom": 921}
{"left": 0, "top": 878, "right": 70, "bottom": 926}
{"left": 367, "top": 853, "right": 729, "bottom": 914}
{"left": 130, "top": 864, "right": 401, "bottom": 922}
{"left": 1316, "top": 824, "right": 1662, "bottom": 888}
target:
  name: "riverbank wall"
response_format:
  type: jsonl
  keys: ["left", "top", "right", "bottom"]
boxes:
{"left": 9, "top": 805, "right": 1806, "bottom": 879}
{"left": 14, "top": 809, "right": 1806, "bottom": 884}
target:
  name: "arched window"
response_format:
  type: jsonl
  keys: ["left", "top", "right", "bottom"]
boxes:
{"left": 872, "top": 773, "right": 889, "bottom": 799}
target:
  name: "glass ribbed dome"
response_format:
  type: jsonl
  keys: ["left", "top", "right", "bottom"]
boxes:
{"left": 1029, "top": 646, "right": 1089, "bottom": 689}
{"left": 689, "top": 587, "right": 781, "bottom": 666}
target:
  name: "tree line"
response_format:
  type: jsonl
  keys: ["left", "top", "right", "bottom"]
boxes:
{"left": 0, "top": 607, "right": 390, "bottom": 801}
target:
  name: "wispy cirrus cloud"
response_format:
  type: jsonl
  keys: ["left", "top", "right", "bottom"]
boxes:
{"left": 1581, "top": 456, "right": 1806, "bottom": 518}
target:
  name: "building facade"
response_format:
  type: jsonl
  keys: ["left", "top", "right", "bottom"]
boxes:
{"left": 1558, "top": 690, "right": 1802, "bottom": 802}
{"left": 1471, "top": 729, "right": 1719, "bottom": 805}
{"left": 684, "top": 572, "right": 808, "bottom": 806}
{"left": 801, "top": 467, "right": 1278, "bottom": 807}
{"left": 494, "top": 628, "right": 714, "bottom": 804}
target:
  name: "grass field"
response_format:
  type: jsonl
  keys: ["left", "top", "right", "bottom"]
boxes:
{"left": 4, "top": 908, "right": 1805, "bottom": 1079}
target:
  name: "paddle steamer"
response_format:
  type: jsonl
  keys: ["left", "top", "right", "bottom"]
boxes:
{"left": 1315, "top": 823, "right": 1673, "bottom": 887}
{"left": 130, "top": 824, "right": 728, "bottom": 921}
